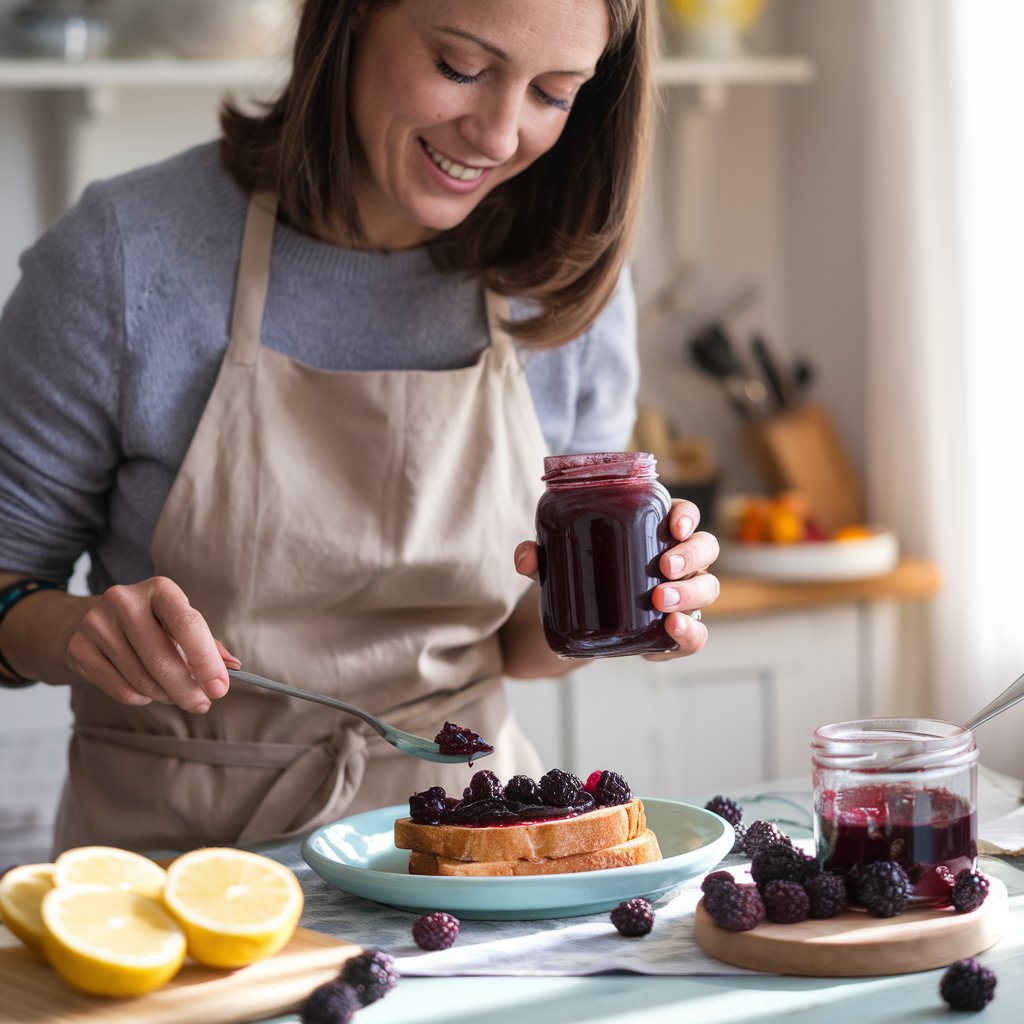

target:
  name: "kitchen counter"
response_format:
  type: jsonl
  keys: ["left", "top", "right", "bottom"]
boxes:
{"left": 709, "top": 556, "right": 940, "bottom": 617}
{"left": 259, "top": 767, "right": 1023, "bottom": 1024}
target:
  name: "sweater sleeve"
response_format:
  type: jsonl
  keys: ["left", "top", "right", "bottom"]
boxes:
{"left": 0, "top": 183, "right": 126, "bottom": 580}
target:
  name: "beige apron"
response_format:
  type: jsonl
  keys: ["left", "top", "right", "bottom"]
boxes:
{"left": 54, "top": 193, "right": 548, "bottom": 854}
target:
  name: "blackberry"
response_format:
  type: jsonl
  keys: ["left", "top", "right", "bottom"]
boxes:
{"left": 750, "top": 844, "right": 817, "bottom": 894}
{"left": 742, "top": 820, "right": 793, "bottom": 858}
{"left": 703, "top": 881, "right": 765, "bottom": 932}
{"left": 610, "top": 897, "right": 654, "bottom": 936}
{"left": 300, "top": 980, "right": 362, "bottom": 1024}
{"left": 539, "top": 768, "right": 584, "bottom": 808}
{"left": 592, "top": 771, "right": 632, "bottom": 807}
{"left": 412, "top": 911, "right": 461, "bottom": 951}
{"left": 950, "top": 869, "right": 990, "bottom": 914}
{"left": 340, "top": 949, "right": 399, "bottom": 1006}
{"left": 939, "top": 958, "right": 997, "bottom": 1011}
{"left": 701, "top": 869, "right": 736, "bottom": 893}
{"left": 856, "top": 860, "right": 912, "bottom": 917}
{"left": 704, "top": 795, "right": 743, "bottom": 827}
{"left": 763, "top": 879, "right": 810, "bottom": 924}
{"left": 505, "top": 774, "right": 542, "bottom": 805}
{"left": 804, "top": 872, "right": 847, "bottom": 919}
{"left": 408, "top": 786, "right": 447, "bottom": 824}
{"left": 462, "top": 770, "right": 504, "bottom": 804}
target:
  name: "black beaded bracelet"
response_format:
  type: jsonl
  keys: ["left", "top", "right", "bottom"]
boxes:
{"left": 0, "top": 578, "right": 66, "bottom": 687}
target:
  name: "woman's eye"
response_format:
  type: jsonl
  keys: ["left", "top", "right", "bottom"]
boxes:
{"left": 532, "top": 85, "right": 572, "bottom": 113}
{"left": 435, "top": 58, "right": 480, "bottom": 85}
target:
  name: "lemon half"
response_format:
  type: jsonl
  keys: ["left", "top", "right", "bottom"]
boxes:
{"left": 53, "top": 845, "right": 167, "bottom": 900}
{"left": 163, "top": 847, "right": 303, "bottom": 968}
{"left": 42, "top": 884, "right": 186, "bottom": 997}
{"left": 0, "top": 863, "right": 55, "bottom": 954}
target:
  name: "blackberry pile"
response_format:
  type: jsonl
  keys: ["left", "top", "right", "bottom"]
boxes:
{"left": 408, "top": 768, "right": 632, "bottom": 826}
{"left": 698, "top": 798, "right": 999, "bottom": 1012}
{"left": 698, "top": 795, "right": 992, "bottom": 929}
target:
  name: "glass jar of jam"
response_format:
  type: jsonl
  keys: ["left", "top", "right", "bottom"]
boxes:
{"left": 812, "top": 717, "right": 978, "bottom": 905}
{"left": 535, "top": 451, "right": 676, "bottom": 658}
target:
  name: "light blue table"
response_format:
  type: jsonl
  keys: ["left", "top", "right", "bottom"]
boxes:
{"left": 261, "top": 770, "right": 1024, "bottom": 1024}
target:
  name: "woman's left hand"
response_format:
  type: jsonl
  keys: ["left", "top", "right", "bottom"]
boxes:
{"left": 513, "top": 497, "right": 719, "bottom": 660}
{"left": 644, "top": 497, "right": 719, "bottom": 659}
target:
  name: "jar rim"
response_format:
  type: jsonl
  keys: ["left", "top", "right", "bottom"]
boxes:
{"left": 542, "top": 451, "right": 656, "bottom": 484}
{"left": 812, "top": 717, "right": 977, "bottom": 771}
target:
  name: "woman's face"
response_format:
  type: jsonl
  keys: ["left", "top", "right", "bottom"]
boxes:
{"left": 348, "top": 0, "right": 611, "bottom": 250}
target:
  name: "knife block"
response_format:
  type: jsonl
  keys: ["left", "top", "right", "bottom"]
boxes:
{"left": 743, "top": 403, "right": 865, "bottom": 533}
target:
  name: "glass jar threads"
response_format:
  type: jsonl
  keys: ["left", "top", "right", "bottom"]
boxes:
{"left": 812, "top": 718, "right": 978, "bottom": 905}
{"left": 535, "top": 451, "right": 676, "bottom": 658}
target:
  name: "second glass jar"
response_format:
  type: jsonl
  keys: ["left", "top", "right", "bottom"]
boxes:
{"left": 812, "top": 717, "right": 978, "bottom": 905}
{"left": 535, "top": 451, "right": 676, "bottom": 658}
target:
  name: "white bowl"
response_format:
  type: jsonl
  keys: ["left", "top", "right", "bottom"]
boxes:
{"left": 716, "top": 529, "right": 899, "bottom": 582}
{"left": 153, "top": 0, "right": 297, "bottom": 59}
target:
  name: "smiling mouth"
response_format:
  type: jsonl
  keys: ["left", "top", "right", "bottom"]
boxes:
{"left": 422, "top": 141, "right": 485, "bottom": 183}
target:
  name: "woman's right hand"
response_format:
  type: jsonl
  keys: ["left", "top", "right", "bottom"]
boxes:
{"left": 65, "top": 576, "right": 239, "bottom": 714}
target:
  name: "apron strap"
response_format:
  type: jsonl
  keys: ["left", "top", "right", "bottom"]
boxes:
{"left": 483, "top": 289, "right": 520, "bottom": 369}
{"left": 228, "top": 191, "right": 278, "bottom": 369}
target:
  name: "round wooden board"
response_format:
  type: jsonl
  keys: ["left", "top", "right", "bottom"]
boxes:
{"left": 693, "top": 877, "right": 1008, "bottom": 977}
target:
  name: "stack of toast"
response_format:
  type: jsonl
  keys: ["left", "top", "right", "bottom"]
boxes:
{"left": 395, "top": 773, "right": 661, "bottom": 877}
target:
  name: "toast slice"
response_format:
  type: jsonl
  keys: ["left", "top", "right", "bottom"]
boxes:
{"left": 394, "top": 798, "right": 647, "bottom": 863}
{"left": 408, "top": 828, "right": 662, "bottom": 877}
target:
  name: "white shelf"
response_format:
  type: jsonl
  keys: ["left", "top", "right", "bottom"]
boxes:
{"left": 0, "top": 54, "right": 812, "bottom": 92}
{"left": 654, "top": 55, "right": 814, "bottom": 88}
{"left": 0, "top": 56, "right": 288, "bottom": 90}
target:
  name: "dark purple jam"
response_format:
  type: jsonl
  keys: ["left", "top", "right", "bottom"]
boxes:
{"left": 536, "top": 452, "right": 675, "bottom": 658}
{"left": 408, "top": 769, "right": 629, "bottom": 827}
{"left": 816, "top": 783, "right": 977, "bottom": 900}
{"left": 409, "top": 794, "right": 593, "bottom": 828}
{"left": 434, "top": 721, "right": 494, "bottom": 762}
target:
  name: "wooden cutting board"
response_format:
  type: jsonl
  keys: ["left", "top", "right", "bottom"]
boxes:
{"left": 694, "top": 877, "right": 1008, "bottom": 977}
{"left": 0, "top": 925, "right": 360, "bottom": 1024}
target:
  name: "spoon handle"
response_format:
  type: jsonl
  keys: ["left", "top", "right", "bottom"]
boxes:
{"left": 962, "top": 669, "right": 1024, "bottom": 732}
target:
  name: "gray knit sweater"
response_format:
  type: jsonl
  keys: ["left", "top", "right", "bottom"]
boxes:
{"left": 0, "top": 142, "right": 638, "bottom": 594}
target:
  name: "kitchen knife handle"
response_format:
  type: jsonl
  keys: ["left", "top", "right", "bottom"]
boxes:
{"left": 751, "top": 335, "right": 790, "bottom": 410}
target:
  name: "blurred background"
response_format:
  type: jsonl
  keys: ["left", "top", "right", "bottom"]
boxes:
{"left": 1, "top": 0, "right": 1022, "bottom": 857}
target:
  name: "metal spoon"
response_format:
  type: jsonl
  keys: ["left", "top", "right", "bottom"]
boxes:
{"left": 227, "top": 669, "right": 491, "bottom": 764}
{"left": 961, "top": 669, "right": 1024, "bottom": 732}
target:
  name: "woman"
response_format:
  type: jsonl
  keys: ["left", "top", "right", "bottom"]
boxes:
{"left": 0, "top": 0, "right": 719, "bottom": 853}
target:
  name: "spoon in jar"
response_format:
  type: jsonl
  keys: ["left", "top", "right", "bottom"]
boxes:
{"left": 960, "top": 669, "right": 1024, "bottom": 732}
{"left": 867, "top": 670, "right": 1024, "bottom": 768}
{"left": 227, "top": 669, "right": 493, "bottom": 764}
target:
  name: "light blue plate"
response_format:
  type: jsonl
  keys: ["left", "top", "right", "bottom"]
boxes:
{"left": 301, "top": 798, "right": 733, "bottom": 921}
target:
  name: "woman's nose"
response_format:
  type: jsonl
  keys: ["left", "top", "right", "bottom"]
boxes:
{"left": 461, "top": 90, "right": 522, "bottom": 163}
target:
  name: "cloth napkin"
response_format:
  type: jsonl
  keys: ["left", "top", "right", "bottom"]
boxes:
{"left": 979, "top": 806, "right": 1024, "bottom": 856}
{"left": 265, "top": 837, "right": 763, "bottom": 978}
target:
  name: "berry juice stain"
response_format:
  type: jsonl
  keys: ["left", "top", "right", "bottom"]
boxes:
{"left": 536, "top": 452, "right": 675, "bottom": 658}
{"left": 816, "top": 783, "right": 976, "bottom": 899}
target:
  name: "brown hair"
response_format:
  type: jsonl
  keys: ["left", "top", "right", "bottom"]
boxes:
{"left": 221, "top": 0, "right": 653, "bottom": 347}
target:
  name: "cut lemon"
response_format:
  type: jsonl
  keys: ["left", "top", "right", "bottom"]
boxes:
{"left": 0, "top": 863, "right": 55, "bottom": 955}
{"left": 41, "top": 884, "right": 186, "bottom": 997}
{"left": 53, "top": 845, "right": 166, "bottom": 900}
{"left": 162, "top": 847, "right": 303, "bottom": 969}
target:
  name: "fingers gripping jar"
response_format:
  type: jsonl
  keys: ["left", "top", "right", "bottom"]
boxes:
{"left": 812, "top": 718, "right": 978, "bottom": 905}
{"left": 535, "top": 451, "right": 676, "bottom": 658}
